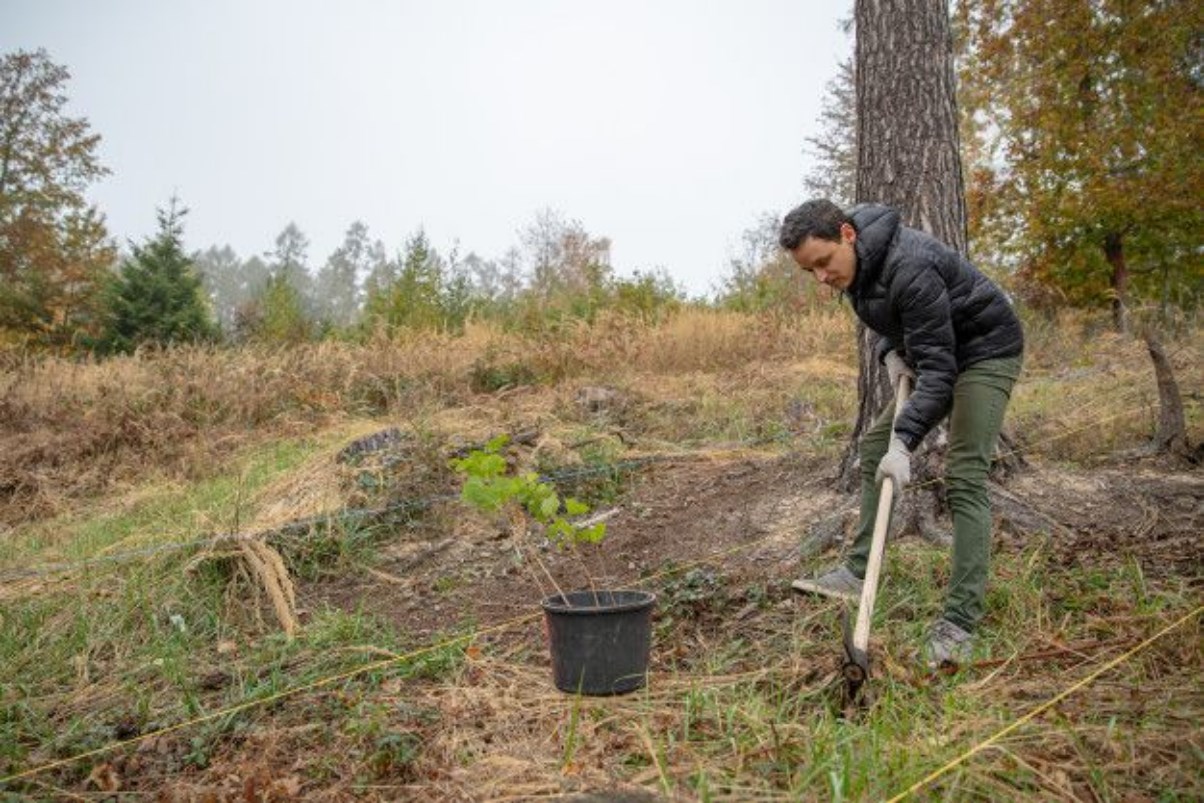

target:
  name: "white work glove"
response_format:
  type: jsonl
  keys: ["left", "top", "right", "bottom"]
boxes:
{"left": 876, "top": 436, "right": 912, "bottom": 490}
{"left": 884, "top": 350, "right": 914, "bottom": 391}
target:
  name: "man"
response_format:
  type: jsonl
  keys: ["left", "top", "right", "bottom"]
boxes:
{"left": 779, "top": 199, "right": 1024, "bottom": 669}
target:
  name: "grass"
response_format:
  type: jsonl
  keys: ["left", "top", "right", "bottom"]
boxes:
{"left": 0, "top": 425, "right": 464, "bottom": 784}
{"left": 0, "top": 306, "right": 1200, "bottom": 798}
{"left": 415, "top": 543, "right": 1197, "bottom": 801}
{"left": 0, "top": 436, "right": 326, "bottom": 572}
{"left": 2, "top": 540, "right": 1198, "bottom": 798}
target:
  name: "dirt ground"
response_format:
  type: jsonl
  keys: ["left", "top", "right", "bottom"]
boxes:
{"left": 27, "top": 449, "right": 1200, "bottom": 801}
{"left": 304, "top": 450, "right": 1202, "bottom": 643}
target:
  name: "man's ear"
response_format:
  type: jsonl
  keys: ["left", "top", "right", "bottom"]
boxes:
{"left": 840, "top": 222, "right": 857, "bottom": 244}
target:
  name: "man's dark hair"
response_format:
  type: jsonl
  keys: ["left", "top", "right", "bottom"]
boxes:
{"left": 778, "top": 199, "right": 851, "bottom": 250}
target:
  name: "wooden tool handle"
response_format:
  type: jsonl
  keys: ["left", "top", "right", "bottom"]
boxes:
{"left": 851, "top": 376, "right": 911, "bottom": 653}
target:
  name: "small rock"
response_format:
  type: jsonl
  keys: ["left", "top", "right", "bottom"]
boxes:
{"left": 576, "top": 386, "right": 623, "bottom": 414}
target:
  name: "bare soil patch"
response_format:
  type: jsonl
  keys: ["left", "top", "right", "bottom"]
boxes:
{"left": 305, "top": 452, "right": 1201, "bottom": 641}
{"left": 303, "top": 451, "right": 844, "bottom": 641}
{"left": 180, "top": 452, "right": 1201, "bottom": 801}
{"left": 15, "top": 450, "right": 1201, "bottom": 801}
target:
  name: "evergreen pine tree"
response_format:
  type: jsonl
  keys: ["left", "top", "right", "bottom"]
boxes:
{"left": 101, "top": 198, "right": 217, "bottom": 353}
{"left": 314, "top": 221, "right": 369, "bottom": 329}
{"left": 256, "top": 273, "right": 311, "bottom": 344}
{"left": 363, "top": 229, "right": 445, "bottom": 332}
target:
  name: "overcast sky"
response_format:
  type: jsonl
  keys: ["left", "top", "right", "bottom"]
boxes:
{"left": 3, "top": 0, "right": 851, "bottom": 297}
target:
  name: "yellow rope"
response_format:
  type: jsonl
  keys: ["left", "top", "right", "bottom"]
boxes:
{"left": 0, "top": 386, "right": 1192, "bottom": 786}
{"left": 885, "top": 604, "right": 1203, "bottom": 803}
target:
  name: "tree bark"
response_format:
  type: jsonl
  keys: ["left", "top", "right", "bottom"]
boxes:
{"left": 1105, "top": 231, "right": 1129, "bottom": 334}
{"left": 854, "top": 0, "right": 967, "bottom": 251}
{"left": 837, "top": 322, "right": 891, "bottom": 492}
{"left": 839, "top": 0, "right": 967, "bottom": 513}
{"left": 1144, "top": 332, "right": 1194, "bottom": 462}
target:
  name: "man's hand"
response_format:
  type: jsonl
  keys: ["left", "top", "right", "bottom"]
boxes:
{"left": 876, "top": 436, "right": 911, "bottom": 490}
{"left": 884, "top": 350, "right": 914, "bottom": 391}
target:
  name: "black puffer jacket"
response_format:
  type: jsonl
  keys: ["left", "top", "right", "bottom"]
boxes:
{"left": 847, "top": 204, "right": 1024, "bottom": 450}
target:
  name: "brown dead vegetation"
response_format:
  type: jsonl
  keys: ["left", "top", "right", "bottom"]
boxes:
{"left": 0, "top": 310, "right": 856, "bottom": 528}
{"left": 1, "top": 308, "right": 1200, "bottom": 800}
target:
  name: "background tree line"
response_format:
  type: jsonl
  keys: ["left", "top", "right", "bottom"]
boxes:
{"left": 0, "top": 52, "right": 686, "bottom": 353}
{"left": 2, "top": 0, "right": 1199, "bottom": 354}
{"left": 194, "top": 207, "right": 685, "bottom": 345}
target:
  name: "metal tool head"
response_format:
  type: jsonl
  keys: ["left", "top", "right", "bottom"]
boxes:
{"left": 841, "top": 605, "right": 871, "bottom": 708}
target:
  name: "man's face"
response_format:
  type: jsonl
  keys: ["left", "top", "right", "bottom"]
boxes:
{"left": 789, "top": 222, "right": 857, "bottom": 291}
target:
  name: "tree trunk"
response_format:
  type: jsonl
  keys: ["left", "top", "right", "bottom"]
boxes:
{"left": 854, "top": 0, "right": 968, "bottom": 251}
{"left": 1144, "top": 332, "right": 1195, "bottom": 462}
{"left": 1105, "top": 231, "right": 1129, "bottom": 333}
{"left": 838, "top": 0, "right": 967, "bottom": 519}
{"left": 837, "top": 322, "right": 891, "bottom": 492}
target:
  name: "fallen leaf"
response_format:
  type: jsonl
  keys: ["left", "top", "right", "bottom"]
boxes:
{"left": 269, "top": 775, "right": 303, "bottom": 799}
{"left": 86, "top": 762, "right": 121, "bottom": 792}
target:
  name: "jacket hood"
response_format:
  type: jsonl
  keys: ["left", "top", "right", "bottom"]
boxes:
{"left": 848, "top": 203, "right": 900, "bottom": 295}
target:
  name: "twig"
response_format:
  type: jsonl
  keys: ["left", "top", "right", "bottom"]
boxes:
{"left": 635, "top": 724, "right": 672, "bottom": 798}
{"left": 968, "top": 638, "right": 1133, "bottom": 671}
{"left": 570, "top": 508, "right": 619, "bottom": 607}
{"left": 525, "top": 542, "right": 568, "bottom": 607}
{"left": 570, "top": 547, "right": 600, "bottom": 607}
{"left": 508, "top": 510, "right": 566, "bottom": 606}
{"left": 575, "top": 507, "right": 620, "bottom": 528}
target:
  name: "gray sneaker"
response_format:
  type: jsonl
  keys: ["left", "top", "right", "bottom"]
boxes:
{"left": 791, "top": 565, "right": 863, "bottom": 602}
{"left": 925, "top": 618, "right": 974, "bottom": 670}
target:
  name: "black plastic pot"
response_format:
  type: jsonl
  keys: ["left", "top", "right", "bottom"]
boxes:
{"left": 541, "top": 589, "right": 656, "bottom": 695}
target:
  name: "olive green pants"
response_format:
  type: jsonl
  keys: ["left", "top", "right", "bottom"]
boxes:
{"left": 846, "top": 355, "right": 1023, "bottom": 633}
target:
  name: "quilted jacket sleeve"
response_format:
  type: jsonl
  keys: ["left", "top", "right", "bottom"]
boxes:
{"left": 890, "top": 263, "right": 957, "bottom": 450}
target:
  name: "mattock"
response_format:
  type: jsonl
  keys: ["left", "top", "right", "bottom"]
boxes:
{"left": 842, "top": 374, "right": 911, "bottom": 710}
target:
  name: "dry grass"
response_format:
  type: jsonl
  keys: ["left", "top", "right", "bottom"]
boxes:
{"left": 1, "top": 304, "right": 1195, "bottom": 589}
{"left": 390, "top": 590, "right": 1201, "bottom": 801}
{"left": 0, "top": 309, "right": 857, "bottom": 528}
{"left": 1010, "top": 315, "right": 1202, "bottom": 462}
{"left": 1, "top": 305, "right": 1200, "bottom": 799}
{"left": 0, "top": 305, "right": 1196, "bottom": 569}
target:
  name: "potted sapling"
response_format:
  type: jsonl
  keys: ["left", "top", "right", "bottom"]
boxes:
{"left": 451, "top": 435, "right": 655, "bottom": 695}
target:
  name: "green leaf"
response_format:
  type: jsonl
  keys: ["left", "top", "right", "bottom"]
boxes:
{"left": 461, "top": 478, "right": 503, "bottom": 512}
{"left": 582, "top": 523, "right": 607, "bottom": 544}
{"left": 547, "top": 519, "right": 573, "bottom": 547}
{"left": 453, "top": 440, "right": 605, "bottom": 554}
{"left": 539, "top": 493, "right": 560, "bottom": 521}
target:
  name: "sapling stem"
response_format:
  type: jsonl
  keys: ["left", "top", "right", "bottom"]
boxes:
{"left": 510, "top": 515, "right": 552, "bottom": 603}
{"left": 571, "top": 547, "right": 600, "bottom": 608}
{"left": 509, "top": 508, "right": 570, "bottom": 606}
{"left": 529, "top": 542, "right": 569, "bottom": 607}
{"left": 571, "top": 508, "right": 617, "bottom": 607}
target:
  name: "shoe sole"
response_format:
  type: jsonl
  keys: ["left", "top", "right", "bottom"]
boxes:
{"left": 790, "top": 578, "right": 860, "bottom": 602}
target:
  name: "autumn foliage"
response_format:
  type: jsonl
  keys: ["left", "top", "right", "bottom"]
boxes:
{"left": 0, "top": 49, "right": 115, "bottom": 349}
{"left": 957, "top": 0, "right": 1203, "bottom": 327}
